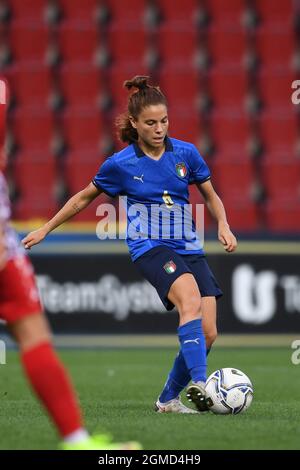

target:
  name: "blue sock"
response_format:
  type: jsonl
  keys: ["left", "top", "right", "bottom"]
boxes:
{"left": 159, "top": 350, "right": 190, "bottom": 403}
{"left": 206, "top": 348, "right": 211, "bottom": 356}
{"left": 178, "top": 319, "right": 207, "bottom": 383}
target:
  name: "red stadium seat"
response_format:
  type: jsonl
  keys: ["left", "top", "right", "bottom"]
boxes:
{"left": 62, "top": 109, "right": 103, "bottom": 152}
{"left": 255, "top": 30, "right": 295, "bottom": 71}
{"left": 59, "top": 0, "right": 99, "bottom": 24}
{"left": 208, "top": 70, "right": 248, "bottom": 111}
{"left": 259, "top": 113, "right": 299, "bottom": 156}
{"left": 257, "top": 70, "right": 295, "bottom": 112}
{"left": 12, "top": 108, "right": 54, "bottom": 153}
{"left": 212, "top": 159, "right": 256, "bottom": 201}
{"left": 255, "top": 0, "right": 293, "bottom": 28}
{"left": 10, "top": 0, "right": 46, "bottom": 23}
{"left": 208, "top": 0, "right": 245, "bottom": 28}
{"left": 7, "top": 65, "right": 53, "bottom": 109}
{"left": 210, "top": 112, "right": 251, "bottom": 157}
{"left": 211, "top": 157, "right": 260, "bottom": 231}
{"left": 158, "top": 0, "right": 199, "bottom": 25}
{"left": 159, "top": 68, "right": 200, "bottom": 109}
{"left": 65, "top": 155, "right": 100, "bottom": 189}
{"left": 207, "top": 158, "right": 261, "bottom": 230}
{"left": 222, "top": 200, "right": 260, "bottom": 232}
{"left": 188, "top": 162, "right": 261, "bottom": 233}
{"left": 261, "top": 160, "right": 300, "bottom": 201}
{"left": 57, "top": 24, "right": 99, "bottom": 63}
{"left": 13, "top": 155, "right": 57, "bottom": 219}
{"left": 158, "top": 27, "right": 198, "bottom": 67}
{"left": 209, "top": 30, "right": 248, "bottom": 70}
{"left": 8, "top": 24, "right": 50, "bottom": 64}
{"left": 108, "top": 29, "right": 147, "bottom": 67}
{"left": 167, "top": 110, "right": 203, "bottom": 143}
{"left": 59, "top": 64, "right": 101, "bottom": 109}
{"left": 266, "top": 200, "right": 300, "bottom": 232}
{"left": 106, "top": 0, "right": 146, "bottom": 27}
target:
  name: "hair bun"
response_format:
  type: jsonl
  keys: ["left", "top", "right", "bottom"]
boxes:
{"left": 124, "top": 76, "right": 150, "bottom": 92}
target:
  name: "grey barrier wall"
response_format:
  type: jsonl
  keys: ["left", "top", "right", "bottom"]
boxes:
{"left": 24, "top": 253, "right": 300, "bottom": 334}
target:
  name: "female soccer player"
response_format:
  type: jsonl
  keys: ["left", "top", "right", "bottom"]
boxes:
{"left": 22, "top": 76, "right": 237, "bottom": 414}
{"left": 0, "top": 80, "right": 139, "bottom": 449}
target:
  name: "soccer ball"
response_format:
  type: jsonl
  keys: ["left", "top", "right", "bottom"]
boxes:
{"left": 205, "top": 368, "right": 253, "bottom": 415}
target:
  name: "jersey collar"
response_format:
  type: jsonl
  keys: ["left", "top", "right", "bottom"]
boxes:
{"left": 133, "top": 136, "right": 173, "bottom": 158}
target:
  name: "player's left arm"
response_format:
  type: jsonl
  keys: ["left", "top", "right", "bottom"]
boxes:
{"left": 196, "top": 179, "right": 237, "bottom": 253}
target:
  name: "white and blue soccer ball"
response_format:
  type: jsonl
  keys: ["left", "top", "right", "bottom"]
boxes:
{"left": 205, "top": 368, "right": 253, "bottom": 415}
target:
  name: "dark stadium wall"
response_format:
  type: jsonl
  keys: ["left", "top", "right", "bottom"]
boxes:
{"left": 17, "top": 253, "right": 300, "bottom": 334}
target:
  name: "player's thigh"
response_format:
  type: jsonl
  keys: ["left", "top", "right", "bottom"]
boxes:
{"left": 201, "top": 296, "right": 217, "bottom": 344}
{"left": 168, "top": 273, "right": 202, "bottom": 323}
{"left": 0, "top": 256, "right": 42, "bottom": 322}
{"left": 0, "top": 255, "right": 50, "bottom": 350}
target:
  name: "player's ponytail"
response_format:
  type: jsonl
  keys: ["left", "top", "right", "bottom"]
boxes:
{"left": 116, "top": 75, "right": 167, "bottom": 144}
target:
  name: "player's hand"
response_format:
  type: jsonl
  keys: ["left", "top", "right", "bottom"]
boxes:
{"left": 218, "top": 222, "right": 237, "bottom": 253}
{"left": 21, "top": 227, "right": 47, "bottom": 250}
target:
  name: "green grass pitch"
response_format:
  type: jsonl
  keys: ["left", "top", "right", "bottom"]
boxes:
{"left": 0, "top": 347, "right": 300, "bottom": 450}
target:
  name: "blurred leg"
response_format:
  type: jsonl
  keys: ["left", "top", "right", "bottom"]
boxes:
{"left": 10, "top": 313, "right": 84, "bottom": 437}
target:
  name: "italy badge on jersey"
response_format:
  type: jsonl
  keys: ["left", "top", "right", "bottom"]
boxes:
{"left": 176, "top": 162, "right": 187, "bottom": 178}
{"left": 163, "top": 260, "right": 177, "bottom": 274}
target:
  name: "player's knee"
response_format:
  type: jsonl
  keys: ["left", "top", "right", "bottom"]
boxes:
{"left": 10, "top": 313, "right": 52, "bottom": 352}
{"left": 179, "top": 295, "right": 202, "bottom": 322}
{"left": 18, "top": 333, "right": 52, "bottom": 352}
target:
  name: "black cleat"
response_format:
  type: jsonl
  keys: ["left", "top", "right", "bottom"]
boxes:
{"left": 186, "top": 382, "right": 212, "bottom": 412}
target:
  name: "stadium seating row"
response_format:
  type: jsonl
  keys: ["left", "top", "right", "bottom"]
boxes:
{"left": 1, "top": 0, "right": 298, "bottom": 232}
{"left": 6, "top": 0, "right": 293, "bottom": 27}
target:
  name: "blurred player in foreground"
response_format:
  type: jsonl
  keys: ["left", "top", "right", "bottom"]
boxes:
{"left": 22, "top": 76, "right": 237, "bottom": 415}
{"left": 0, "top": 78, "right": 140, "bottom": 450}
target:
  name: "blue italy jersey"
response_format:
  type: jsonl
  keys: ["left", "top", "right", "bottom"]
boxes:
{"left": 93, "top": 137, "right": 211, "bottom": 261}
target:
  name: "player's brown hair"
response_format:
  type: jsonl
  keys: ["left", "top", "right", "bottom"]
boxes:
{"left": 116, "top": 76, "right": 167, "bottom": 144}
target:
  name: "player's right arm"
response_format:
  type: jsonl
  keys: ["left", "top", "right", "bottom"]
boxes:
{"left": 21, "top": 183, "right": 102, "bottom": 249}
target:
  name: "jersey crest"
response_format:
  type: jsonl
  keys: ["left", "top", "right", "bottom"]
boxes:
{"left": 176, "top": 162, "right": 187, "bottom": 178}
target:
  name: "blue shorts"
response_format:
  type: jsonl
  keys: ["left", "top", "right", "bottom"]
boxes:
{"left": 134, "top": 246, "right": 223, "bottom": 311}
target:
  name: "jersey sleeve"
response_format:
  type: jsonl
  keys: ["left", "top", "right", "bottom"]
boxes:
{"left": 92, "top": 157, "right": 122, "bottom": 197}
{"left": 188, "top": 145, "right": 211, "bottom": 185}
